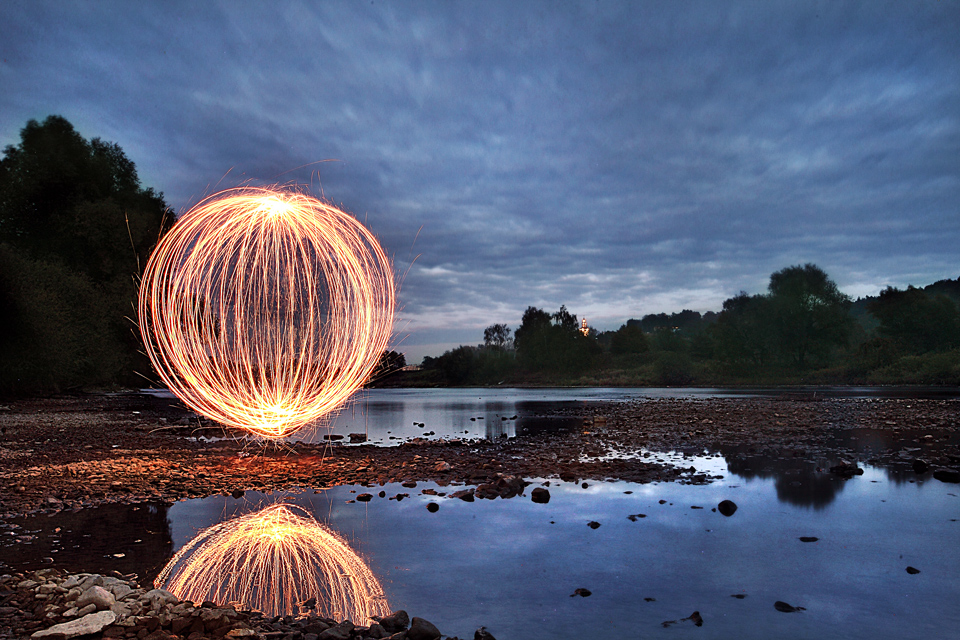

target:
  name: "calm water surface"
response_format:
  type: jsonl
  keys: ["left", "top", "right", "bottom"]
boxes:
{"left": 7, "top": 388, "right": 959, "bottom": 638}
{"left": 4, "top": 461, "right": 958, "bottom": 639}
{"left": 144, "top": 386, "right": 960, "bottom": 444}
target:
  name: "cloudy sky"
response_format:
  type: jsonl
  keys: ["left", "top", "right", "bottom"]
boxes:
{"left": 2, "top": 1, "right": 957, "bottom": 363}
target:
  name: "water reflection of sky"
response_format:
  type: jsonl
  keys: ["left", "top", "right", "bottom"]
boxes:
{"left": 154, "top": 468, "right": 960, "bottom": 640}
{"left": 146, "top": 386, "right": 960, "bottom": 445}
{"left": 2, "top": 465, "right": 957, "bottom": 639}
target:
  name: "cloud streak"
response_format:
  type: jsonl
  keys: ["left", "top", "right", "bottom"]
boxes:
{"left": 1, "top": 1, "right": 957, "bottom": 362}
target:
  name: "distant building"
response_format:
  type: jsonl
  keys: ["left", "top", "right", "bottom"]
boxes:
{"left": 580, "top": 318, "right": 589, "bottom": 336}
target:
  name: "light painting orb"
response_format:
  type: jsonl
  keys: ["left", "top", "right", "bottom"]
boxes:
{"left": 155, "top": 503, "right": 390, "bottom": 619}
{"left": 138, "top": 187, "right": 395, "bottom": 438}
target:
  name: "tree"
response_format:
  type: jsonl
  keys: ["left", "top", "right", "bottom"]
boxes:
{"left": 711, "top": 291, "right": 772, "bottom": 367}
{"left": 868, "top": 286, "right": 960, "bottom": 355}
{"left": 513, "top": 306, "right": 552, "bottom": 358}
{"left": 0, "top": 116, "right": 171, "bottom": 280}
{"left": 0, "top": 116, "right": 172, "bottom": 393}
{"left": 514, "top": 305, "right": 599, "bottom": 373}
{"left": 767, "top": 264, "right": 852, "bottom": 368}
{"left": 483, "top": 323, "right": 512, "bottom": 349}
{"left": 609, "top": 323, "right": 648, "bottom": 355}
{"left": 552, "top": 305, "right": 578, "bottom": 332}
{"left": 371, "top": 350, "right": 406, "bottom": 379}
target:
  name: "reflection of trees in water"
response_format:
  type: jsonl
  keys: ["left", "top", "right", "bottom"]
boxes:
{"left": 0, "top": 502, "right": 173, "bottom": 579}
{"left": 511, "top": 401, "right": 584, "bottom": 438}
{"left": 719, "top": 424, "right": 959, "bottom": 508}
{"left": 722, "top": 449, "right": 848, "bottom": 509}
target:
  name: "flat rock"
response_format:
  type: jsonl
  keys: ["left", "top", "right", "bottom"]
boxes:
{"left": 32, "top": 610, "right": 117, "bottom": 638}
{"left": 76, "top": 585, "right": 115, "bottom": 610}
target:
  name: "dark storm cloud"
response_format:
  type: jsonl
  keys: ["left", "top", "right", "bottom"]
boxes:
{"left": 2, "top": 0, "right": 958, "bottom": 362}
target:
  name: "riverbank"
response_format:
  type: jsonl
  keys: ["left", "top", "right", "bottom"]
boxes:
{"left": 2, "top": 391, "right": 959, "bottom": 639}
{"left": 1, "top": 391, "right": 958, "bottom": 520}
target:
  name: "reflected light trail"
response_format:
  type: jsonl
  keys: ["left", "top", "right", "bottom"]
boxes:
{"left": 155, "top": 504, "right": 390, "bottom": 620}
{"left": 138, "top": 186, "right": 395, "bottom": 439}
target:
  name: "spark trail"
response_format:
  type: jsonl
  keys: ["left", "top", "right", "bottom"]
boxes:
{"left": 138, "top": 187, "right": 395, "bottom": 438}
{"left": 155, "top": 503, "right": 390, "bottom": 619}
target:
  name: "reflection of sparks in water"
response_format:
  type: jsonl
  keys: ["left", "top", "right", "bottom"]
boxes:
{"left": 155, "top": 504, "right": 390, "bottom": 620}
{"left": 138, "top": 187, "right": 395, "bottom": 439}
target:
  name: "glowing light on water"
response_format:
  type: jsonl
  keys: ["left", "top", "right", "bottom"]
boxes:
{"left": 155, "top": 503, "right": 390, "bottom": 619}
{"left": 138, "top": 187, "right": 395, "bottom": 438}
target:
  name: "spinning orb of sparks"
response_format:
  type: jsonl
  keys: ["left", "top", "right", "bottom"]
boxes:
{"left": 155, "top": 504, "right": 390, "bottom": 619}
{"left": 138, "top": 187, "right": 394, "bottom": 438}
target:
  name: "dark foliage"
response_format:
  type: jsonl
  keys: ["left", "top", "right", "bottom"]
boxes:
{"left": 0, "top": 116, "right": 171, "bottom": 395}
{"left": 371, "top": 350, "right": 406, "bottom": 380}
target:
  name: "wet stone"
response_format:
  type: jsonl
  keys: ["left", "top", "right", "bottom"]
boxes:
{"left": 407, "top": 617, "right": 441, "bottom": 640}
{"left": 530, "top": 487, "right": 550, "bottom": 504}
{"left": 717, "top": 500, "right": 738, "bottom": 517}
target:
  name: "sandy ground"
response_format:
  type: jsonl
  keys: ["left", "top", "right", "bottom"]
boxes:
{"left": 1, "top": 391, "right": 957, "bottom": 520}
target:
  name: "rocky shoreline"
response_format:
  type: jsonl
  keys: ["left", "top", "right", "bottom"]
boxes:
{"left": 1, "top": 391, "right": 958, "bottom": 639}
{"left": 1, "top": 393, "right": 957, "bottom": 520}
{"left": 1, "top": 569, "right": 471, "bottom": 640}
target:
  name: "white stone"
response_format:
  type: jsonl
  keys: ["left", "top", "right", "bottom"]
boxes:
{"left": 31, "top": 610, "right": 116, "bottom": 639}
{"left": 142, "top": 588, "right": 179, "bottom": 607}
{"left": 78, "top": 575, "right": 103, "bottom": 591}
{"left": 76, "top": 585, "right": 115, "bottom": 611}
{"left": 109, "top": 584, "right": 133, "bottom": 600}
{"left": 60, "top": 575, "right": 82, "bottom": 590}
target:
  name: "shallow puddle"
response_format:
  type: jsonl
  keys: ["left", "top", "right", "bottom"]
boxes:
{"left": 3, "top": 457, "right": 959, "bottom": 639}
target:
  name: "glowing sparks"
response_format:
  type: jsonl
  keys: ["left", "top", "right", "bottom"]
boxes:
{"left": 155, "top": 504, "right": 390, "bottom": 620}
{"left": 138, "top": 187, "right": 395, "bottom": 438}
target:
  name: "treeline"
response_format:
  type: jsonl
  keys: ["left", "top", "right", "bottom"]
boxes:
{"left": 416, "top": 264, "right": 960, "bottom": 386}
{"left": 0, "top": 116, "right": 171, "bottom": 395}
